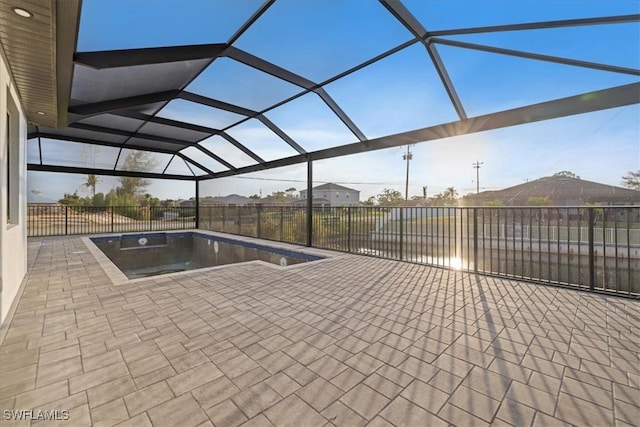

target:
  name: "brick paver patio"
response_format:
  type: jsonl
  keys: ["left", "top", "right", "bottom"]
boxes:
{"left": 1, "top": 234, "right": 638, "bottom": 426}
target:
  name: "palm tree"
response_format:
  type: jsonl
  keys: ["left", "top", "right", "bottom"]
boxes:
{"left": 285, "top": 187, "right": 297, "bottom": 198}
{"left": 622, "top": 170, "right": 640, "bottom": 190}
{"left": 443, "top": 186, "right": 458, "bottom": 205}
{"left": 83, "top": 174, "right": 99, "bottom": 198}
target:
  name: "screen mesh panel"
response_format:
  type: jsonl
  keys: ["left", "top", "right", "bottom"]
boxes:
{"left": 26, "top": 1, "right": 638, "bottom": 182}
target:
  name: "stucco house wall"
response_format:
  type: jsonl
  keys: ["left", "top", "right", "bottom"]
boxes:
{"left": 0, "top": 45, "right": 28, "bottom": 329}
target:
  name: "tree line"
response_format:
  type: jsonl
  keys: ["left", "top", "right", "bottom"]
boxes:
{"left": 363, "top": 170, "right": 640, "bottom": 207}
{"left": 362, "top": 187, "right": 460, "bottom": 206}
{"left": 58, "top": 151, "right": 180, "bottom": 211}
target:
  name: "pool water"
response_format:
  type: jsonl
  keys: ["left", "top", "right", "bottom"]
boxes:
{"left": 90, "top": 232, "right": 323, "bottom": 279}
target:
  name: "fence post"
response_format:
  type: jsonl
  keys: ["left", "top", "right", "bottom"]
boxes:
{"left": 473, "top": 208, "right": 478, "bottom": 272}
{"left": 257, "top": 205, "right": 262, "bottom": 238}
{"left": 195, "top": 181, "right": 200, "bottom": 230}
{"left": 237, "top": 205, "right": 241, "bottom": 234}
{"left": 280, "top": 206, "right": 284, "bottom": 241}
{"left": 453, "top": 208, "right": 458, "bottom": 266}
{"left": 588, "top": 207, "right": 595, "bottom": 290}
{"left": 222, "top": 205, "right": 226, "bottom": 231}
{"left": 306, "top": 160, "right": 313, "bottom": 247}
{"left": 65, "top": 205, "right": 69, "bottom": 235}
{"left": 347, "top": 207, "right": 352, "bottom": 253}
{"left": 110, "top": 207, "right": 114, "bottom": 233}
{"left": 399, "top": 208, "right": 404, "bottom": 261}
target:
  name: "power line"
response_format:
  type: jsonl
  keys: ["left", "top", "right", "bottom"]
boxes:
{"left": 537, "top": 106, "right": 630, "bottom": 179}
{"left": 229, "top": 176, "right": 421, "bottom": 186}
{"left": 592, "top": 106, "right": 628, "bottom": 134}
{"left": 227, "top": 175, "right": 495, "bottom": 194}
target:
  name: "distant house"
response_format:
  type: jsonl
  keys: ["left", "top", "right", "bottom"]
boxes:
{"left": 27, "top": 193, "right": 60, "bottom": 205}
{"left": 27, "top": 194, "right": 63, "bottom": 214}
{"left": 461, "top": 175, "right": 640, "bottom": 206}
{"left": 299, "top": 183, "right": 360, "bottom": 207}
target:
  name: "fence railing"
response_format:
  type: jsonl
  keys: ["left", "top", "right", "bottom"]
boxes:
{"left": 27, "top": 204, "right": 639, "bottom": 296}
{"left": 199, "top": 205, "right": 640, "bottom": 297}
{"left": 27, "top": 205, "right": 195, "bottom": 237}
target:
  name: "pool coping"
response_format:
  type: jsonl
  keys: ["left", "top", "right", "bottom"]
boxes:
{"left": 81, "top": 229, "right": 339, "bottom": 286}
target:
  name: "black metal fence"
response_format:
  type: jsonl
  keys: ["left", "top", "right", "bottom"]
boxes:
{"left": 198, "top": 204, "right": 308, "bottom": 245}
{"left": 27, "top": 205, "right": 195, "bottom": 237}
{"left": 200, "top": 205, "right": 640, "bottom": 297}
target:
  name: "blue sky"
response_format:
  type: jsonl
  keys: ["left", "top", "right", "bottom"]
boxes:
{"left": 29, "top": 0, "right": 640, "bottom": 201}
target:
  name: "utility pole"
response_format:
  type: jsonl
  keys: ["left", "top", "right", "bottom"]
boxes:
{"left": 473, "top": 161, "right": 483, "bottom": 194}
{"left": 403, "top": 145, "right": 413, "bottom": 201}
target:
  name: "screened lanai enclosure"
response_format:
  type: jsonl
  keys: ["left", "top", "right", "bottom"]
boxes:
{"left": 13, "top": 0, "right": 640, "bottom": 296}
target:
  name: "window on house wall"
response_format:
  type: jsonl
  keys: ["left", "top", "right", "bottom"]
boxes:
{"left": 6, "top": 112, "right": 10, "bottom": 221}
{"left": 6, "top": 94, "right": 20, "bottom": 225}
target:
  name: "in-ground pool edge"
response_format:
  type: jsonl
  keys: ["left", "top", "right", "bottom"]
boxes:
{"left": 81, "top": 235, "right": 129, "bottom": 285}
{"left": 82, "top": 230, "right": 334, "bottom": 285}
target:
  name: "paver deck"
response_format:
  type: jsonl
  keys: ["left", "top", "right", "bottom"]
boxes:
{"left": 1, "top": 234, "right": 638, "bottom": 426}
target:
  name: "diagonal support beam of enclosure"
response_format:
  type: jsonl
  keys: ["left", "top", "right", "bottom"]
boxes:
{"left": 226, "top": 0, "right": 276, "bottom": 45}
{"left": 430, "top": 38, "right": 640, "bottom": 76}
{"left": 314, "top": 88, "right": 367, "bottom": 142}
{"left": 224, "top": 47, "right": 367, "bottom": 142}
{"left": 380, "top": 0, "right": 468, "bottom": 120}
{"left": 428, "top": 14, "right": 640, "bottom": 37}
{"left": 192, "top": 145, "right": 237, "bottom": 171}
{"left": 257, "top": 115, "right": 306, "bottom": 154}
{"left": 179, "top": 91, "right": 259, "bottom": 117}
{"left": 219, "top": 133, "right": 266, "bottom": 165}
{"left": 176, "top": 152, "right": 217, "bottom": 176}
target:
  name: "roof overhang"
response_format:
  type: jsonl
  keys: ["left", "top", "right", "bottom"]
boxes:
{"left": 0, "top": 0, "right": 80, "bottom": 128}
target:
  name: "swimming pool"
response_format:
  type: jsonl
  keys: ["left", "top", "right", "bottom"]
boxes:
{"left": 90, "top": 231, "right": 324, "bottom": 279}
